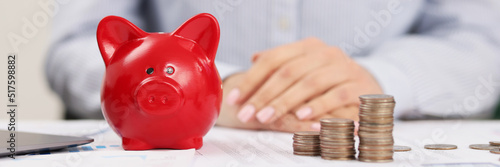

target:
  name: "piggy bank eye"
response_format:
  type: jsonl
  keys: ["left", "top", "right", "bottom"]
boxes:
{"left": 165, "top": 67, "right": 174, "bottom": 74}
{"left": 146, "top": 68, "right": 154, "bottom": 75}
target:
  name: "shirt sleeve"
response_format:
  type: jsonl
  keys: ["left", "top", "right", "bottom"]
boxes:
{"left": 215, "top": 60, "right": 245, "bottom": 81}
{"left": 45, "top": 0, "right": 145, "bottom": 118}
{"left": 355, "top": 0, "right": 500, "bottom": 119}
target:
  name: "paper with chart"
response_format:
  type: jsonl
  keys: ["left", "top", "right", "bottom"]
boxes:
{"left": 193, "top": 121, "right": 500, "bottom": 167}
{"left": 0, "top": 120, "right": 195, "bottom": 167}
{"left": 0, "top": 120, "right": 499, "bottom": 167}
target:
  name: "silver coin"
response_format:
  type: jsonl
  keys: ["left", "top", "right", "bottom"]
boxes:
{"left": 490, "top": 148, "right": 500, "bottom": 154}
{"left": 424, "top": 144, "right": 457, "bottom": 150}
{"left": 469, "top": 144, "right": 500, "bottom": 150}
{"left": 393, "top": 145, "right": 411, "bottom": 152}
{"left": 490, "top": 141, "right": 500, "bottom": 146}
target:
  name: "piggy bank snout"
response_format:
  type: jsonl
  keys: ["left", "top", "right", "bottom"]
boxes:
{"left": 135, "top": 80, "right": 183, "bottom": 116}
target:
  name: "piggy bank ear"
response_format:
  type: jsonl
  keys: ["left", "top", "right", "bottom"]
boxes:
{"left": 97, "top": 16, "right": 147, "bottom": 67}
{"left": 172, "top": 13, "right": 220, "bottom": 62}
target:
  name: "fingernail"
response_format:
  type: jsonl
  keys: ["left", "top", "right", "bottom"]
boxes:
{"left": 226, "top": 88, "right": 240, "bottom": 105}
{"left": 295, "top": 107, "right": 312, "bottom": 120}
{"left": 256, "top": 107, "right": 275, "bottom": 123}
{"left": 311, "top": 123, "right": 321, "bottom": 131}
{"left": 237, "top": 105, "right": 255, "bottom": 123}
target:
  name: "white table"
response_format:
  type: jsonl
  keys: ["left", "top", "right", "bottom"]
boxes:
{"left": 0, "top": 120, "right": 499, "bottom": 167}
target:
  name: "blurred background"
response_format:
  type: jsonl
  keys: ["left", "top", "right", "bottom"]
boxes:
{"left": 1, "top": 1, "right": 500, "bottom": 121}
{"left": 0, "top": 1, "right": 63, "bottom": 120}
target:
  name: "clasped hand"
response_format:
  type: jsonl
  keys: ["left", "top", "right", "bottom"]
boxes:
{"left": 217, "top": 38, "right": 382, "bottom": 132}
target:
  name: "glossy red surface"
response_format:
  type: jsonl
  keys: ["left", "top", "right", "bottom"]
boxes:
{"left": 97, "top": 13, "right": 222, "bottom": 150}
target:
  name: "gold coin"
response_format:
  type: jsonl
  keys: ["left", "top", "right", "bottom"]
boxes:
{"left": 359, "top": 113, "right": 394, "bottom": 118}
{"left": 359, "top": 105, "right": 395, "bottom": 109}
{"left": 424, "top": 144, "right": 457, "bottom": 150}
{"left": 359, "top": 145, "right": 394, "bottom": 151}
{"left": 293, "top": 138, "right": 320, "bottom": 141}
{"left": 393, "top": 145, "right": 411, "bottom": 152}
{"left": 490, "top": 141, "right": 500, "bottom": 146}
{"left": 360, "top": 100, "right": 395, "bottom": 103}
{"left": 360, "top": 98, "right": 395, "bottom": 102}
{"left": 321, "top": 153, "right": 357, "bottom": 158}
{"left": 320, "top": 118, "right": 354, "bottom": 123}
{"left": 293, "top": 146, "right": 320, "bottom": 150}
{"left": 490, "top": 148, "right": 500, "bottom": 154}
{"left": 293, "top": 148, "right": 321, "bottom": 152}
{"left": 293, "top": 142, "right": 320, "bottom": 145}
{"left": 320, "top": 134, "right": 354, "bottom": 138}
{"left": 359, "top": 119, "right": 394, "bottom": 124}
{"left": 293, "top": 141, "right": 320, "bottom": 145}
{"left": 293, "top": 135, "right": 320, "bottom": 138}
{"left": 320, "top": 128, "right": 355, "bottom": 131}
{"left": 358, "top": 158, "right": 393, "bottom": 163}
{"left": 320, "top": 142, "right": 355, "bottom": 146}
{"left": 321, "top": 152, "right": 356, "bottom": 158}
{"left": 320, "top": 126, "right": 355, "bottom": 129}
{"left": 360, "top": 138, "right": 394, "bottom": 143}
{"left": 321, "top": 153, "right": 356, "bottom": 156}
{"left": 320, "top": 136, "right": 355, "bottom": 141}
{"left": 293, "top": 143, "right": 320, "bottom": 146}
{"left": 358, "top": 153, "right": 394, "bottom": 158}
{"left": 359, "top": 125, "right": 394, "bottom": 130}
{"left": 294, "top": 149, "right": 321, "bottom": 152}
{"left": 294, "top": 131, "right": 320, "bottom": 136}
{"left": 320, "top": 145, "right": 355, "bottom": 149}
{"left": 359, "top": 107, "right": 395, "bottom": 111}
{"left": 359, "top": 94, "right": 394, "bottom": 100}
{"left": 321, "top": 156, "right": 356, "bottom": 161}
{"left": 358, "top": 132, "right": 393, "bottom": 138}
{"left": 293, "top": 152, "right": 321, "bottom": 156}
{"left": 360, "top": 143, "right": 395, "bottom": 147}
{"left": 359, "top": 108, "right": 394, "bottom": 113}
{"left": 359, "top": 115, "right": 394, "bottom": 119}
{"left": 293, "top": 146, "right": 320, "bottom": 149}
{"left": 359, "top": 122, "right": 394, "bottom": 127}
{"left": 321, "top": 153, "right": 357, "bottom": 156}
{"left": 360, "top": 102, "right": 396, "bottom": 106}
{"left": 321, "top": 150, "right": 357, "bottom": 155}
{"left": 469, "top": 144, "right": 500, "bottom": 150}
{"left": 359, "top": 128, "right": 393, "bottom": 133}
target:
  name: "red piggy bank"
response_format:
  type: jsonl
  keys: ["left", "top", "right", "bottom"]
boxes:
{"left": 97, "top": 13, "right": 222, "bottom": 150}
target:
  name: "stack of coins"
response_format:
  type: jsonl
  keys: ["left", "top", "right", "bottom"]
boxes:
{"left": 319, "top": 118, "right": 356, "bottom": 160}
{"left": 293, "top": 131, "right": 321, "bottom": 156}
{"left": 358, "top": 94, "right": 395, "bottom": 163}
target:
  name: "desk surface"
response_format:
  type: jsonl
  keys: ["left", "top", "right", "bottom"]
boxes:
{"left": 0, "top": 120, "right": 499, "bottom": 167}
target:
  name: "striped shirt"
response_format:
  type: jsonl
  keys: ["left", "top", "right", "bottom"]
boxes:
{"left": 46, "top": 0, "right": 500, "bottom": 119}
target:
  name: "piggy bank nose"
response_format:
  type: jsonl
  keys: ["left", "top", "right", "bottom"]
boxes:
{"left": 135, "top": 80, "right": 183, "bottom": 116}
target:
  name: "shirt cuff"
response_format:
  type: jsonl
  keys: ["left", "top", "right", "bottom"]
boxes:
{"left": 354, "top": 57, "right": 416, "bottom": 119}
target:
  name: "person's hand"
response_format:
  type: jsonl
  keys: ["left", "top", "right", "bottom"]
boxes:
{"left": 225, "top": 38, "right": 383, "bottom": 126}
{"left": 262, "top": 105, "right": 359, "bottom": 133}
{"left": 216, "top": 72, "right": 360, "bottom": 133}
{"left": 217, "top": 73, "right": 359, "bottom": 132}
{"left": 216, "top": 73, "right": 262, "bottom": 130}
